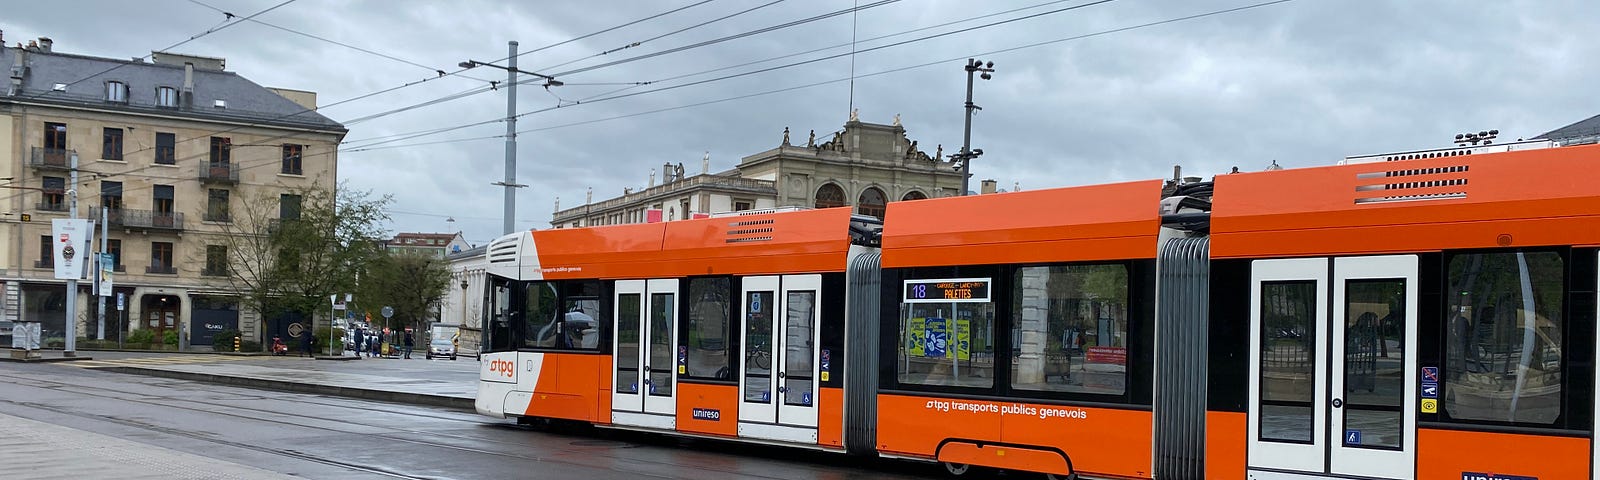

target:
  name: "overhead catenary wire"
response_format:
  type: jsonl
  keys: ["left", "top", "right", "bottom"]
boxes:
{"left": 537, "top": 0, "right": 788, "bottom": 73}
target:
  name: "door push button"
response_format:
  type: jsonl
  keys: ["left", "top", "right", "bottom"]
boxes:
{"left": 1332, "top": 398, "right": 1343, "bottom": 408}
{"left": 778, "top": 372, "right": 786, "bottom": 379}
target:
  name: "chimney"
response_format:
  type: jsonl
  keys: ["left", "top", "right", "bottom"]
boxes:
{"left": 980, "top": 179, "right": 998, "bottom": 195}
{"left": 37, "top": 37, "right": 51, "bottom": 53}
{"left": 182, "top": 62, "right": 194, "bottom": 109}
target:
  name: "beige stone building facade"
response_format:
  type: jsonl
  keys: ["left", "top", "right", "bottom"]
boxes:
{"left": 1, "top": 37, "right": 345, "bottom": 348}
{"left": 551, "top": 118, "right": 964, "bottom": 227}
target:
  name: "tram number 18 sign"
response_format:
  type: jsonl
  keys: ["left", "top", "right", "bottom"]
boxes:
{"left": 904, "top": 278, "right": 991, "bottom": 303}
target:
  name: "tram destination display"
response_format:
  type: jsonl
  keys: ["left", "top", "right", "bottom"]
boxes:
{"left": 903, "top": 278, "right": 991, "bottom": 303}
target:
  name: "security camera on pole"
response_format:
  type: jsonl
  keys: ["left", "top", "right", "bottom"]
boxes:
{"left": 954, "top": 58, "right": 995, "bottom": 196}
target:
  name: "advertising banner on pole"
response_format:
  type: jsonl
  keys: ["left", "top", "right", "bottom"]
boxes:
{"left": 52, "top": 219, "right": 93, "bottom": 280}
{"left": 99, "top": 253, "right": 115, "bottom": 296}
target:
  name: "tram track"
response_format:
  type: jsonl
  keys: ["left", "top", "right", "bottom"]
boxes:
{"left": 0, "top": 368, "right": 901, "bottom": 480}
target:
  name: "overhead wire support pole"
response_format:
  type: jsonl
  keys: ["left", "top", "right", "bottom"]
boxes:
{"left": 460, "top": 42, "right": 562, "bottom": 235}
{"left": 66, "top": 152, "right": 79, "bottom": 355}
{"left": 957, "top": 58, "right": 994, "bottom": 196}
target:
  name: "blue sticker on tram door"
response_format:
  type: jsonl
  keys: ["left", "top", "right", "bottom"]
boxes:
{"left": 802, "top": 392, "right": 812, "bottom": 406}
{"left": 820, "top": 349, "right": 831, "bottom": 371}
{"left": 1344, "top": 430, "right": 1361, "bottom": 445}
{"left": 1421, "top": 382, "right": 1439, "bottom": 399}
{"left": 1462, "top": 473, "right": 1537, "bottom": 480}
{"left": 1422, "top": 366, "right": 1440, "bottom": 382}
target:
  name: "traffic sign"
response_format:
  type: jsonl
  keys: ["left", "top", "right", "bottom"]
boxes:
{"left": 381, "top": 306, "right": 395, "bottom": 319}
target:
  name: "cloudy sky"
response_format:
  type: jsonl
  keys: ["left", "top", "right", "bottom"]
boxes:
{"left": 6, "top": 0, "right": 1595, "bottom": 245}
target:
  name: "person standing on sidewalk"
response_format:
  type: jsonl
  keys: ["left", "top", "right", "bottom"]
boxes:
{"left": 403, "top": 329, "right": 415, "bottom": 359}
{"left": 300, "top": 330, "right": 312, "bottom": 357}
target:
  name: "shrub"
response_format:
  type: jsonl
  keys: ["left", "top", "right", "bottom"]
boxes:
{"left": 162, "top": 330, "right": 179, "bottom": 346}
{"left": 127, "top": 329, "right": 156, "bottom": 345}
{"left": 212, "top": 329, "right": 242, "bottom": 352}
{"left": 241, "top": 340, "right": 262, "bottom": 352}
{"left": 314, "top": 326, "right": 346, "bottom": 354}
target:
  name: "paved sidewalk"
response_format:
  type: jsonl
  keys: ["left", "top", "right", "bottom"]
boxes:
{"left": 92, "top": 355, "right": 476, "bottom": 411}
{"left": 0, "top": 411, "right": 299, "bottom": 480}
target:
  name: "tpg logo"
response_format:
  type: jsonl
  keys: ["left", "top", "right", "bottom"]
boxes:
{"left": 488, "top": 359, "right": 515, "bottom": 378}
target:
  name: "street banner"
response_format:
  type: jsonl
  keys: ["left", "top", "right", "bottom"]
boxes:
{"left": 98, "top": 252, "right": 115, "bottom": 296}
{"left": 52, "top": 219, "right": 93, "bottom": 280}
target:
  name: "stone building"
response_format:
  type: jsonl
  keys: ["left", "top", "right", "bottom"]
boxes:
{"left": 385, "top": 232, "right": 470, "bottom": 259}
{"left": 551, "top": 117, "right": 964, "bottom": 227}
{"left": 0, "top": 36, "right": 345, "bottom": 348}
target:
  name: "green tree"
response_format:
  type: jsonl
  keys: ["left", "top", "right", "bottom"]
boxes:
{"left": 220, "top": 184, "right": 390, "bottom": 331}
{"left": 357, "top": 250, "right": 451, "bottom": 336}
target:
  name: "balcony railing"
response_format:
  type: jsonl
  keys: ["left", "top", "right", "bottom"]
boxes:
{"left": 146, "top": 265, "right": 177, "bottom": 275}
{"left": 35, "top": 200, "right": 68, "bottom": 212}
{"left": 94, "top": 208, "right": 184, "bottom": 231}
{"left": 199, "top": 162, "right": 239, "bottom": 183}
{"left": 28, "top": 147, "right": 73, "bottom": 170}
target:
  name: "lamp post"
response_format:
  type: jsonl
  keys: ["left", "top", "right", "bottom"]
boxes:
{"left": 459, "top": 42, "right": 563, "bottom": 235}
{"left": 954, "top": 58, "right": 994, "bottom": 196}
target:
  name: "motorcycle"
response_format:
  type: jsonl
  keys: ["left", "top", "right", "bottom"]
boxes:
{"left": 271, "top": 336, "right": 288, "bottom": 356}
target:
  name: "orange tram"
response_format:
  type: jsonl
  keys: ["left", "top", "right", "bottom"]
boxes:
{"left": 476, "top": 141, "right": 1600, "bottom": 480}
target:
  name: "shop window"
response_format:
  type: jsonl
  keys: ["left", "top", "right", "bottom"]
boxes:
{"left": 1010, "top": 264, "right": 1129, "bottom": 395}
{"left": 1444, "top": 251, "right": 1564, "bottom": 425}
{"left": 683, "top": 277, "right": 732, "bottom": 379}
{"left": 898, "top": 277, "right": 997, "bottom": 388}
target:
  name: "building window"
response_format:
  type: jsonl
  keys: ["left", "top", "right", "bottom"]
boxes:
{"left": 107, "top": 239, "right": 123, "bottom": 272}
{"left": 101, "top": 181, "right": 123, "bottom": 210}
{"left": 36, "top": 235, "right": 52, "bottom": 268}
{"left": 280, "top": 194, "right": 302, "bottom": 220}
{"left": 857, "top": 187, "right": 887, "bottom": 219}
{"left": 149, "top": 242, "right": 175, "bottom": 274}
{"left": 282, "top": 144, "right": 303, "bottom": 175}
{"left": 156, "top": 86, "right": 178, "bottom": 107}
{"left": 105, "top": 81, "right": 128, "bottom": 103}
{"left": 815, "top": 183, "right": 846, "bottom": 209}
{"left": 41, "top": 176, "right": 66, "bottom": 211}
{"left": 204, "top": 245, "right": 228, "bottom": 277}
{"left": 206, "top": 189, "right": 230, "bottom": 222}
{"left": 733, "top": 200, "right": 754, "bottom": 211}
{"left": 153, "top": 185, "right": 176, "bottom": 228}
{"left": 209, "top": 137, "right": 231, "bottom": 165}
{"left": 1445, "top": 251, "right": 1564, "bottom": 425}
{"left": 155, "top": 132, "right": 176, "bottom": 164}
{"left": 102, "top": 127, "right": 124, "bottom": 160}
{"left": 1010, "top": 264, "right": 1129, "bottom": 395}
{"left": 902, "top": 190, "right": 928, "bottom": 201}
{"left": 684, "top": 277, "right": 732, "bottom": 380}
{"left": 44, "top": 122, "right": 67, "bottom": 151}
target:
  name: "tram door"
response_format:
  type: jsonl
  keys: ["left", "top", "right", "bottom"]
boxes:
{"left": 1247, "top": 256, "right": 1417, "bottom": 479}
{"left": 611, "top": 279, "right": 680, "bottom": 429}
{"left": 738, "top": 274, "right": 822, "bottom": 435}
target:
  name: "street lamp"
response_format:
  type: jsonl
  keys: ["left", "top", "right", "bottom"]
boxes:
{"left": 954, "top": 58, "right": 995, "bottom": 196}
{"left": 458, "top": 42, "right": 563, "bottom": 235}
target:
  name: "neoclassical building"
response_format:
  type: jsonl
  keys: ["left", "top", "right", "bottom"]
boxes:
{"left": 552, "top": 118, "right": 964, "bottom": 227}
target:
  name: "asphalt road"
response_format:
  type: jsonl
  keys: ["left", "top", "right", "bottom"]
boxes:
{"left": 0, "top": 358, "right": 943, "bottom": 480}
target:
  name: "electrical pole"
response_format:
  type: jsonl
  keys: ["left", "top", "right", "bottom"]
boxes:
{"left": 97, "top": 205, "right": 108, "bottom": 339}
{"left": 957, "top": 58, "right": 994, "bottom": 196}
{"left": 501, "top": 40, "right": 518, "bottom": 235}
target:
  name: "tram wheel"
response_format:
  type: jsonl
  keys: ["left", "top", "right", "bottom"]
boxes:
{"left": 943, "top": 462, "right": 971, "bottom": 476}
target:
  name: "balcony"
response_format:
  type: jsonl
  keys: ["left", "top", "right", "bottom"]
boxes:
{"left": 28, "top": 147, "right": 73, "bottom": 170}
{"left": 146, "top": 265, "right": 177, "bottom": 275}
{"left": 94, "top": 208, "right": 185, "bottom": 232}
{"left": 199, "top": 162, "right": 239, "bottom": 184}
{"left": 35, "top": 200, "right": 68, "bottom": 212}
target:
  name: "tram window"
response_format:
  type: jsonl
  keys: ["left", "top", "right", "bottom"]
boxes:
{"left": 898, "top": 297, "right": 997, "bottom": 388}
{"left": 487, "top": 279, "right": 516, "bottom": 352}
{"left": 560, "top": 281, "right": 602, "bottom": 350}
{"left": 523, "top": 282, "right": 561, "bottom": 349}
{"left": 683, "top": 277, "right": 733, "bottom": 379}
{"left": 1010, "top": 264, "right": 1129, "bottom": 395}
{"left": 1260, "top": 280, "right": 1318, "bottom": 443}
{"left": 1444, "top": 251, "right": 1564, "bottom": 425}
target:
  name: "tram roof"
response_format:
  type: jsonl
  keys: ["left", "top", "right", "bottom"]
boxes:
{"left": 526, "top": 207, "right": 858, "bottom": 280}
{"left": 1211, "top": 142, "right": 1600, "bottom": 258}
{"left": 879, "top": 179, "right": 1163, "bottom": 268}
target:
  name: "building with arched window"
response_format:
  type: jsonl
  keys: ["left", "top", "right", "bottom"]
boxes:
{"left": 551, "top": 117, "right": 963, "bottom": 227}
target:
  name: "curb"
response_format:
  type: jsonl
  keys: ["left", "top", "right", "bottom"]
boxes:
{"left": 0, "top": 355, "right": 95, "bottom": 363}
{"left": 101, "top": 366, "right": 475, "bottom": 412}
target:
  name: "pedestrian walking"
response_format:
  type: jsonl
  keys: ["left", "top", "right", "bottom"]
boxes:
{"left": 352, "top": 327, "right": 363, "bottom": 356}
{"left": 299, "top": 330, "right": 312, "bottom": 357}
{"left": 403, "top": 329, "right": 415, "bottom": 359}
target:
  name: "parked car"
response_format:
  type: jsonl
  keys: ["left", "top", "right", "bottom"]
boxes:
{"left": 427, "top": 338, "right": 456, "bottom": 360}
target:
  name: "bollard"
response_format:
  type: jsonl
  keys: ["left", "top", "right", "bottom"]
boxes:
{"left": 234, "top": 336, "right": 241, "bottom": 353}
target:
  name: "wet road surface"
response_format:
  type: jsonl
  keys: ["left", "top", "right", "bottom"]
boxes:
{"left": 0, "top": 360, "right": 943, "bottom": 479}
